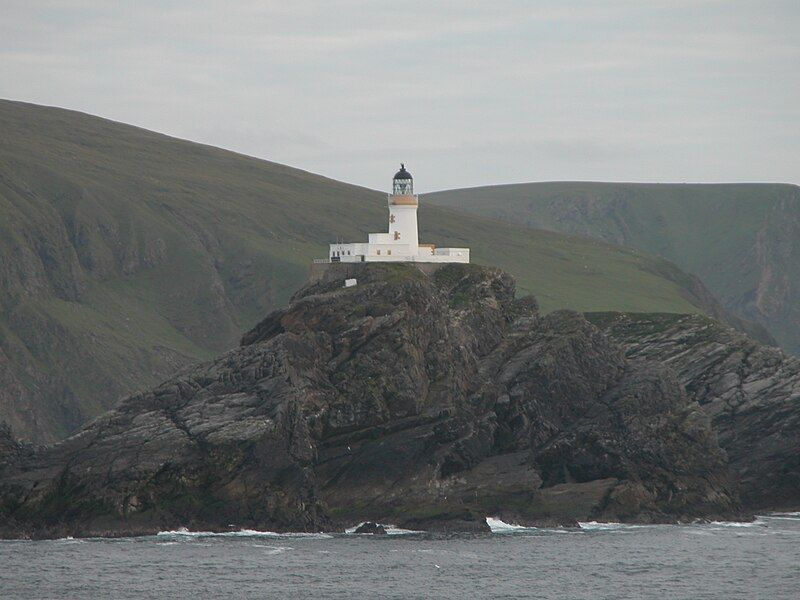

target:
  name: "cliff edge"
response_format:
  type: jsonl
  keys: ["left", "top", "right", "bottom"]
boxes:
{"left": 0, "top": 264, "right": 751, "bottom": 538}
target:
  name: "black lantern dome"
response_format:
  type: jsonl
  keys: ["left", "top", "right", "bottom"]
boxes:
{"left": 392, "top": 163, "right": 413, "bottom": 195}
{"left": 393, "top": 163, "right": 412, "bottom": 180}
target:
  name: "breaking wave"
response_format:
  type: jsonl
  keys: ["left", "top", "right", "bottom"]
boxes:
{"left": 577, "top": 521, "right": 657, "bottom": 531}
{"left": 344, "top": 523, "right": 421, "bottom": 535}
{"left": 706, "top": 520, "right": 764, "bottom": 528}
{"left": 156, "top": 527, "right": 332, "bottom": 539}
{"left": 486, "top": 517, "right": 537, "bottom": 533}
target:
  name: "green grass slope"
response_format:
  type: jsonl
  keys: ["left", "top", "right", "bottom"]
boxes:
{"left": 428, "top": 182, "right": 800, "bottom": 355}
{"left": 0, "top": 101, "right": 729, "bottom": 442}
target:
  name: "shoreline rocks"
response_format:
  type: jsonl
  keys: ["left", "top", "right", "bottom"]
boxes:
{"left": 353, "top": 522, "right": 387, "bottom": 535}
{"left": 1, "top": 264, "right": 784, "bottom": 539}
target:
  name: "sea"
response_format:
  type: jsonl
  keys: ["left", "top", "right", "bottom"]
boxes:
{"left": 1, "top": 515, "right": 799, "bottom": 599}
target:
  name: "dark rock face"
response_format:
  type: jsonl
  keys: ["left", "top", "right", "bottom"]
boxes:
{"left": 0, "top": 264, "right": 743, "bottom": 538}
{"left": 589, "top": 312, "right": 800, "bottom": 511}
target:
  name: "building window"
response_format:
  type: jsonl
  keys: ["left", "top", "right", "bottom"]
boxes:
{"left": 347, "top": 251, "right": 351, "bottom": 255}
{"left": 388, "top": 250, "right": 392, "bottom": 255}
{"left": 377, "top": 249, "right": 381, "bottom": 255}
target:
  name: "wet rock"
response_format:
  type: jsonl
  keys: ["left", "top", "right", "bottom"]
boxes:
{"left": 0, "top": 264, "right": 748, "bottom": 538}
{"left": 591, "top": 312, "right": 800, "bottom": 511}
{"left": 354, "top": 522, "right": 387, "bottom": 535}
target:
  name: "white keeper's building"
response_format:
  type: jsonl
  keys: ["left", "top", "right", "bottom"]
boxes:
{"left": 328, "top": 165, "right": 469, "bottom": 264}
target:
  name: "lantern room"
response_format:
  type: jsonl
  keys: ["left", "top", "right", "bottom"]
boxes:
{"left": 392, "top": 164, "right": 413, "bottom": 195}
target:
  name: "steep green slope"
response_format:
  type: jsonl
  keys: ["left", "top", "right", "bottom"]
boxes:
{"left": 428, "top": 182, "right": 800, "bottom": 355}
{"left": 0, "top": 101, "right": 731, "bottom": 442}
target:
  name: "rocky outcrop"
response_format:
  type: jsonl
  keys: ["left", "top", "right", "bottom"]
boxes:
{"left": 5, "top": 102, "right": 784, "bottom": 447}
{"left": 588, "top": 312, "right": 800, "bottom": 510}
{"left": 0, "top": 264, "right": 744, "bottom": 538}
{"left": 353, "top": 522, "right": 387, "bottom": 534}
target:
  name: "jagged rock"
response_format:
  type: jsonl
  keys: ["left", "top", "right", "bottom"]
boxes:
{"left": 399, "top": 512, "right": 491, "bottom": 534}
{"left": 353, "top": 522, "right": 387, "bottom": 534}
{"left": 0, "top": 264, "right": 746, "bottom": 538}
{"left": 589, "top": 312, "right": 800, "bottom": 511}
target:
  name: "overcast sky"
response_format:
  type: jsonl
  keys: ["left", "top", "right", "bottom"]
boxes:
{"left": 2, "top": 1, "right": 798, "bottom": 192}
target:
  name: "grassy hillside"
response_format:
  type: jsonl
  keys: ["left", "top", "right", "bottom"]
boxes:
{"left": 428, "top": 182, "right": 800, "bottom": 355}
{"left": 0, "top": 101, "right": 735, "bottom": 442}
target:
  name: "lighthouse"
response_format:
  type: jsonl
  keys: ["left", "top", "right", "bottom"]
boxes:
{"left": 387, "top": 164, "right": 419, "bottom": 255}
{"left": 327, "top": 165, "right": 470, "bottom": 264}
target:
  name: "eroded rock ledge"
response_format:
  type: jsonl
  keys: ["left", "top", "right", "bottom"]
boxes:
{"left": 0, "top": 264, "right": 752, "bottom": 538}
{"left": 588, "top": 312, "right": 800, "bottom": 510}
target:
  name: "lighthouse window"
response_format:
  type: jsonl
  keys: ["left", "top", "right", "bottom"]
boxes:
{"left": 393, "top": 179, "right": 413, "bottom": 195}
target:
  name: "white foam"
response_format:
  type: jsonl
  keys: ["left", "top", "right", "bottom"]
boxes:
{"left": 706, "top": 520, "right": 762, "bottom": 528}
{"left": 578, "top": 521, "right": 625, "bottom": 530}
{"left": 344, "top": 522, "right": 421, "bottom": 535}
{"left": 577, "top": 521, "right": 655, "bottom": 531}
{"left": 761, "top": 515, "right": 800, "bottom": 521}
{"left": 579, "top": 520, "right": 761, "bottom": 531}
{"left": 767, "top": 512, "right": 800, "bottom": 518}
{"left": 156, "top": 527, "right": 332, "bottom": 539}
{"left": 486, "top": 517, "right": 536, "bottom": 533}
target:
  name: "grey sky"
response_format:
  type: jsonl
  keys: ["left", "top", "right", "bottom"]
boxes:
{"left": 2, "top": 1, "right": 798, "bottom": 192}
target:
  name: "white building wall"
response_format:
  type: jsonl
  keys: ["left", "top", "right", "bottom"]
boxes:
{"left": 329, "top": 243, "right": 469, "bottom": 263}
{"left": 434, "top": 248, "right": 469, "bottom": 258}
{"left": 368, "top": 233, "right": 391, "bottom": 244}
{"left": 387, "top": 205, "right": 419, "bottom": 254}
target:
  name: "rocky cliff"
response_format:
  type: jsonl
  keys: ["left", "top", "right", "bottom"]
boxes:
{"left": 588, "top": 312, "right": 800, "bottom": 510}
{"left": 0, "top": 264, "right": 749, "bottom": 538}
{"left": 2, "top": 101, "right": 739, "bottom": 445}
{"left": 428, "top": 182, "right": 800, "bottom": 355}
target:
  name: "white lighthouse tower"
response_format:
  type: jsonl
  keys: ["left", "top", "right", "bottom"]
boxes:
{"left": 327, "top": 165, "right": 469, "bottom": 264}
{"left": 387, "top": 164, "right": 419, "bottom": 255}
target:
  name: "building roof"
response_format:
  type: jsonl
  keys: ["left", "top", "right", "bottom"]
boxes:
{"left": 393, "top": 164, "right": 412, "bottom": 180}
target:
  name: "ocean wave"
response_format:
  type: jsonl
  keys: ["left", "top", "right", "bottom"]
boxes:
{"left": 578, "top": 521, "right": 655, "bottom": 531}
{"left": 156, "top": 527, "right": 332, "bottom": 539}
{"left": 578, "top": 521, "right": 625, "bottom": 530}
{"left": 579, "top": 520, "right": 762, "bottom": 531}
{"left": 344, "top": 523, "right": 422, "bottom": 535}
{"left": 706, "top": 520, "right": 764, "bottom": 528}
{"left": 486, "top": 517, "right": 537, "bottom": 533}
